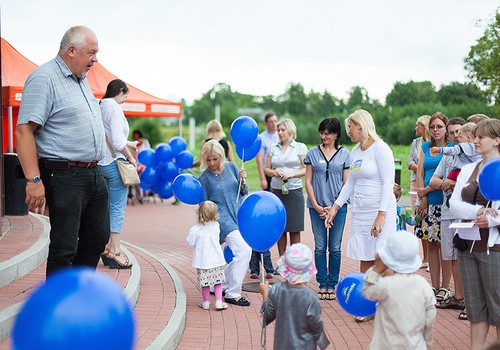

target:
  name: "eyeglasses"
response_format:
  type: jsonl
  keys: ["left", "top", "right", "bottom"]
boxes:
{"left": 430, "top": 125, "right": 445, "bottom": 130}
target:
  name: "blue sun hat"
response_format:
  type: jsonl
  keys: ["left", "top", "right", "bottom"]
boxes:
{"left": 276, "top": 243, "right": 317, "bottom": 284}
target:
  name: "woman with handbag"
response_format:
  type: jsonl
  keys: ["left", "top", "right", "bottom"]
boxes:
{"left": 450, "top": 119, "right": 500, "bottom": 350}
{"left": 98, "top": 79, "right": 138, "bottom": 269}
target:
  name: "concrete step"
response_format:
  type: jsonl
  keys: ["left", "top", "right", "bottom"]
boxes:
{"left": 0, "top": 214, "right": 185, "bottom": 350}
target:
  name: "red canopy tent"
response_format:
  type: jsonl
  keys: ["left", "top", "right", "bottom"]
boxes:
{"left": 1, "top": 37, "right": 183, "bottom": 153}
{"left": 1, "top": 37, "right": 38, "bottom": 152}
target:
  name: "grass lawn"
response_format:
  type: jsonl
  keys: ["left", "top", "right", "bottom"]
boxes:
{"left": 188, "top": 143, "right": 413, "bottom": 195}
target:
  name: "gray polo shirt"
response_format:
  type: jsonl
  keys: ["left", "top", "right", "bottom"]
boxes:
{"left": 18, "top": 55, "right": 105, "bottom": 162}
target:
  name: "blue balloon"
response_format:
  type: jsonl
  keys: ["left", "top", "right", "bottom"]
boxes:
{"left": 230, "top": 116, "right": 259, "bottom": 148}
{"left": 140, "top": 166, "right": 160, "bottom": 186}
{"left": 159, "top": 161, "right": 179, "bottom": 181}
{"left": 158, "top": 182, "right": 174, "bottom": 199}
{"left": 336, "top": 272, "right": 377, "bottom": 317}
{"left": 139, "top": 182, "right": 151, "bottom": 190}
{"left": 479, "top": 158, "right": 500, "bottom": 201}
{"left": 223, "top": 245, "right": 234, "bottom": 264}
{"left": 236, "top": 135, "right": 262, "bottom": 162}
{"left": 155, "top": 143, "right": 173, "bottom": 163}
{"left": 138, "top": 149, "right": 155, "bottom": 166}
{"left": 176, "top": 150, "right": 194, "bottom": 169}
{"left": 169, "top": 136, "right": 187, "bottom": 157}
{"left": 12, "top": 268, "right": 135, "bottom": 350}
{"left": 172, "top": 173, "right": 204, "bottom": 205}
{"left": 237, "top": 191, "right": 286, "bottom": 252}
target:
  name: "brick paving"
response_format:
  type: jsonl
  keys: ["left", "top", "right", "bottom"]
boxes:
{"left": 1, "top": 196, "right": 498, "bottom": 349}
{"left": 120, "top": 198, "right": 497, "bottom": 349}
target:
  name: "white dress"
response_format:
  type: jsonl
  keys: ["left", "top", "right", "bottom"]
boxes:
{"left": 335, "top": 141, "right": 397, "bottom": 261}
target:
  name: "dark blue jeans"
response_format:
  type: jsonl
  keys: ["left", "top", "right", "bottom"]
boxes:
{"left": 249, "top": 250, "right": 274, "bottom": 275}
{"left": 309, "top": 204, "right": 347, "bottom": 290}
{"left": 41, "top": 164, "right": 110, "bottom": 276}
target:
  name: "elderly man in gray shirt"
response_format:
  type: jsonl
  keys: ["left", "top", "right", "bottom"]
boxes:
{"left": 16, "top": 26, "right": 110, "bottom": 277}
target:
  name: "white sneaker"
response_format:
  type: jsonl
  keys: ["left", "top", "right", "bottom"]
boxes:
{"left": 215, "top": 300, "right": 228, "bottom": 310}
{"left": 199, "top": 301, "right": 210, "bottom": 310}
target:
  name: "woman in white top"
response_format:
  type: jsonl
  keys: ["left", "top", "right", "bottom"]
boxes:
{"left": 265, "top": 118, "right": 308, "bottom": 256}
{"left": 326, "top": 109, "right": 396, "bottom": 274}
{"left": 98, "top": 79, "right": 138, "bottom": 269}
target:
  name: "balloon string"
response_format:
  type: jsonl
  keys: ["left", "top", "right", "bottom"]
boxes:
{"left": 237, "top": 149, "right": 245, "bottom": 202}
{"left": 261, "top": 253, "right": 265, "bottom": 284}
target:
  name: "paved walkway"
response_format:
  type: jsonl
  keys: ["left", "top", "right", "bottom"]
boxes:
{"left": 121, "top": 197, "right": 497, "bottom": 349}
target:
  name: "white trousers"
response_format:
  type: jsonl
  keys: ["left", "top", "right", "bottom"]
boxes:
{"left": 223, "top": 230, "right": 252, "bottom": 299}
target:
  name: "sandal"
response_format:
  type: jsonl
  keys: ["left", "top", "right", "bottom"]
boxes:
{"left": 325, "top": 290, "right": 336, "bottom": 300}
{"left": 436, "top": 296, "right": 465, "bottom": 310}
{"left": 458, "top": 308, "right": 468, "bottom": 321}
{"left": 225, "top": 297, "right": 250, "bottom": 307}
{"left": 435, "top": 288, "right": 450, "bottom": 302}
{"left": 354, "top": 315, "right": 375, "bottom": 323}
{"left": 317, "top": 291, "right": 327, "bottom": 300}
{"left": 108, "top": 256, "right": 133, "bottom": 269}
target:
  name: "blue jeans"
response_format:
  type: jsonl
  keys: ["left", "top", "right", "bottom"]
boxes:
{"left": 249, "top": 250, "right": 274, "bottom": 275}
{"left": 99, "top": 161, "right": 128, "bottom": 233}
{"left": 309, "top": 205, "right": 347, "bottom": 290}
{"left": 41, "top": 164, "right": 110, "bottom": 276}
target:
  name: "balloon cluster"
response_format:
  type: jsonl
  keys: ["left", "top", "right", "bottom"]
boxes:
{"left": 137, "top": 136, "right": 195, "bottom": 200}
{"left": 230, "top": 116, "right": 260, "bottom": 162}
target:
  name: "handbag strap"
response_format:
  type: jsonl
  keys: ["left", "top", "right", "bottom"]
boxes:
{"left": 105, "top": 136, "right": 117, "bottom": 159}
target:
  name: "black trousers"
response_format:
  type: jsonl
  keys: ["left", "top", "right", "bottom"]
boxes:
{"left": 40, "top": 164, "right": 110, "bottom": 277}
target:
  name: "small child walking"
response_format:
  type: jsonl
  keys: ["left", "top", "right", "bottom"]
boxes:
{"left": 259, "top": 243, "right": 330, "bottom": 350}
{"left": 186, "top": 200, "right": 228, "bottom": 311}
{"left": 394, "top": 183, "right": 411, "bottom": 231}
{"left": 362, "top": 231, "right": 436, "bottom": 349}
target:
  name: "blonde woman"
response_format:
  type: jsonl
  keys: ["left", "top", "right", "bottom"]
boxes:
{"left": 265, "top": 118, "right": 308, "bottom": 256}
{"left": 326, "top": 110, "right": 396, "bottom": 323}
{"left": 198, "top": 140, "right": 252, "bottom": 306}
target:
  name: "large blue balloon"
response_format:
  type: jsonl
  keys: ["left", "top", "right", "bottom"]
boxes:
{"left": 12, "top": 268, "right": 135, "bottom": 350}
{"left": 155, "top": 143, "right": 173, "bottom": 163}
{"left": 138, "top": 149, "right": 155, "bottom": 166}
{"left": 140, "top": 166, "right": 160, "bottom": 186}
{"left": 336, "top": 272, "right": 377, "bottom": 317}
{"left": 478, "top": 158, "right": 500, "bottom": 201}
{"left": 176, "top": 150, "right": 194, "bottom": 169}
{"left": 223, "top": 245, "right": 234, "bottom": 264}
{"left": 169, "top": 136, "right": 187, "bottom": 157}
{"left": 172, "top": 173, "right": 204, "bottom": 205}
{"left": 230, "top": 116, "right": 259, "bottom": 148}
{"left": 236, "top": 135, "right": 262, "bottom": 162}
{"left": 237, "top": 191, "right": 286, "bottom": 252}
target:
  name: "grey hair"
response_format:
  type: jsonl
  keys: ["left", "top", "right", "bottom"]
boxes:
{"left": 59, "top": 26, "right": 95, "bottom": 54}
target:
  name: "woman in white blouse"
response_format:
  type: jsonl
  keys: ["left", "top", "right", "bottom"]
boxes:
{"left": 326, "top": 110, "right": 396, "bottom": 272}
{"left": 265, "top": 118, "right": 308, "bottom": 256}
{"left": 98, "top": 79, "right": 138, "bottom": 269}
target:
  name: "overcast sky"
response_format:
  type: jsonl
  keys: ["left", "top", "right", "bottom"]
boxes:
{"left": 1, "top": 0, "right": 498, "bottom": 104}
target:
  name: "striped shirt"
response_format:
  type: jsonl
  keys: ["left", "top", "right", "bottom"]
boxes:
{"left": 18, "top": 55, "right": 105, "bottom": 162}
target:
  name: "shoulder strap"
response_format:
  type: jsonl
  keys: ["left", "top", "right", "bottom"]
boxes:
{"left": 105, "top": 136, "right": 117, "bottom": 159}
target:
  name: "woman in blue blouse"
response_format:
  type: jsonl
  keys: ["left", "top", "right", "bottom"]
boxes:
{"left": 198, "top": 140, "right": 252, "bottom": 307}
{"left": 305, "top": 118, "right": 350, "bottom": 300}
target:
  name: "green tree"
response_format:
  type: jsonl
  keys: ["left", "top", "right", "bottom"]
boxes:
{"left": 437, "top": 82, "right": 486, "bottom": 105}
{"left": 465, "top": 9, "right": 500, "bottom": 113}
{"left": 386, "top": 81, "right": 437, "bottom": 107}
{"left": 282, "top": 82, "right": 307, "bottom": 116}
{"left": 128, "top": 118, "right": 167, "bottom": 148}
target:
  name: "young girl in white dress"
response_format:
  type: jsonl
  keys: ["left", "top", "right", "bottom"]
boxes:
{"left": 187, "top": 201, "right": 228, "bottom": 310}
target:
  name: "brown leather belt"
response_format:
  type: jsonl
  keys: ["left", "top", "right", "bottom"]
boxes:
{"left": 39, "top": 158, "right": 98, "bottom": 168}
{"left": 67, "top": 161, "right": 98, "bottom": 168}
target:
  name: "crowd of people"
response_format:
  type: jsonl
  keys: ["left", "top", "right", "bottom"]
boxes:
{"left": 15, "top": 24, "right": 499, "bottom": 350}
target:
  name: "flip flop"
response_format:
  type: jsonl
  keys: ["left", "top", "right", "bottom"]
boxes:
{"left": 317, "top": 291, "right": 326, "bottom": 300}
{"left": 325, "top": 290, "right": 336, "bottom": 300}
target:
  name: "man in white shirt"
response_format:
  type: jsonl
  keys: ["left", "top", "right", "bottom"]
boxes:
{"left": 256, "top": 113, "right": 279, "bottom": 190}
